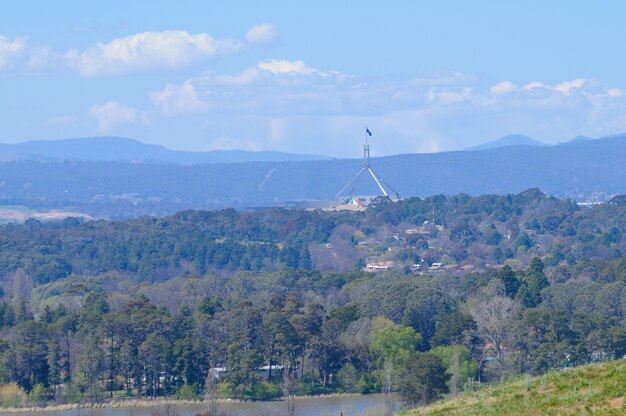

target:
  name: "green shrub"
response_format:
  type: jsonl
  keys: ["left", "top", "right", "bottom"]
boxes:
{"left": 251, "top": 381, "right": 281, "bottom": 401}
{"left": 28, "top": 383, "right": 50, "bottom": 406}
{"left": 218, "top": 382, "right": 234, "bottom": 398}
{"left": 356, "top": 372, "right": 377, "bottom": 394}
{"left": 177, "top": 383, "right": 198, "bottom": 400}
{"left": 337, "top": 363, "right": 359, "bottom": 392}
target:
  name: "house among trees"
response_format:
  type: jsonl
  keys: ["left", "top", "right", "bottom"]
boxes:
{"left": 366, "top": 260, "right": 395, "bottom": 271}
{"left": 210, "top": 364, "right": 285, "bottom": 381}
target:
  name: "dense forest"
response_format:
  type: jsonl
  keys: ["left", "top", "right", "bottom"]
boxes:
{"left": 0, "top": 189, "right": 624, "bottom": 410}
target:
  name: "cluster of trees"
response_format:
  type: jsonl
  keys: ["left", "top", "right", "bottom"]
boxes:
{"left": 0, "top": 190, "right": 624, "bottom": 286}
{"left": 0, "top": 257, "right": 624, "bottom": 408}
{"left": 0, "top": 190, "right": 624, "bottom": 408}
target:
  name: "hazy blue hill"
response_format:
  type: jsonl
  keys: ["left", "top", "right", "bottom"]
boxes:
{"left": 567, "top": 135, "right": 593, "bottom": 143}
{"left": 0, "top": 136, "right": 332, "bottom": 164}
{"left": 466, "top": 134, "right": 549, "bottom": 150}
{"left": 0, "top": 134, "right": 624, "bottom": 217}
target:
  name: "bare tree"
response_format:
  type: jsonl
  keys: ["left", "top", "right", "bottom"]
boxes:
{"left": 468, "top": 294, "right": 519, "bottom": 376}
{"left": 383, "top": 359, "right": 393, "bottom": 416}
{"left": 449, "top": 350, "right": 460, "bottom": 397}
{"left": 283, "top": 367, "right": 296, "bottom": 416}
{"left": 205, "top": 370, "right": 220, "bottom": 416}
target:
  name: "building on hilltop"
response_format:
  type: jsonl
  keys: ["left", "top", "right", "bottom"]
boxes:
{"left": 335, "top": 127, "right": 400, "bottom": 208}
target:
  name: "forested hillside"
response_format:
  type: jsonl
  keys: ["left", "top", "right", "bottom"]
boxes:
{"left": 1, "top": 135, "right": 625, "bottom": 218}
{"left": 0, "top": 190, "right": 624, "bottom": 409}
{"left": 0, "top": 136, "right": 331, "bottom": 165}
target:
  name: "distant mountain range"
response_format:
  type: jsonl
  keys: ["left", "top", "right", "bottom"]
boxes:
{"left": 466, "top": 134, "right": 549, "bottom": 150}
{"left": 0, "top": 137, "right": 332, "bottom": 164}
{"left": 0, "top": 134, "right": 601, "bottom": 164}
{"left": 0, "top": 133, "right": 624, "bottom": 218}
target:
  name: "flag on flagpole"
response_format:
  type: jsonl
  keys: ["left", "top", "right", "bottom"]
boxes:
{"left": 366, "top": 127, "right": 372, "bottom": 136}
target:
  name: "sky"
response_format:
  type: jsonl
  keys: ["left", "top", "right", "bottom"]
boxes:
{"left": 2, "top": 1, "right": 626, "bottom": 157}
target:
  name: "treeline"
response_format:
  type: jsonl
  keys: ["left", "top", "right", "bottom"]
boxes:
{"left": 0, "top": 208, "right": 329, "bottom": 284}
{"left": 0, "top": 190, "right": 624, "bottom": 408}
{"left": 0, "top": 258, "right": 625, "bottom": 407}
{"left": 0, "top": 189, "right": 624, "bottom": 286}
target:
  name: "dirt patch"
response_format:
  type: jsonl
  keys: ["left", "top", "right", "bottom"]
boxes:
{"left": 608, "top": 396, "right": 624, "bottom": 409}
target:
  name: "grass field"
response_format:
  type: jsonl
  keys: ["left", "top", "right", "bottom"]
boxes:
{"left": 400, "top": 359, "right": 625, "bottom": 416}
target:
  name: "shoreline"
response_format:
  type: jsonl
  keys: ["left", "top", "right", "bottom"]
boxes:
{"left": 1, "top": 393, "right": 367, "bottom": 413}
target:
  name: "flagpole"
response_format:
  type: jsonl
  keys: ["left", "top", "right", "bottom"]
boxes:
{"left": 336, "top": 126, "right": 399, "bottom": 201}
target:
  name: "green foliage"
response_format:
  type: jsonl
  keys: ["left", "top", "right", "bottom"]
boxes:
{"left": 397, "top": 352, "right": 449, "bottom": 407}
{"left": 430, "top": 346, "right": 478, "bottom": 393}
{"left": 431, "top": 310, "right": 477, "bottom": 348}
{"left": 496, "top": 265, "right": 520, "bottom": 298}
{"left": 217, "top": 382, "right": 234, "bottom": 398}
{"left": 176, "top": 383, "right": 198, "bottom": 400}
{"left": 28, "top": 383, "right": 49, "bottom": 405}
{"left": 196, "top": 296, "right": 222, "bottom": 317}
{"left": 370, "top": 317, "right": 423, "bottom": 368}
{"left": 251, "top": 381, "right": 282, "bottom": 401}
{"left": 0, "top": 191, "right": 624, "bottom": 406}
{"left": 294, "top": 376, "right": 330, "bottom": 396}
{"left": 516, "top": 258, "right": 549, "bottom": 307}
{"left": 513, "top": 308, "right": 576, "bottom": 374}
{"left": 0, "top": 189, "right": 623, "bottom": 287}
{"left": 356, "top": 372, "right": 377, "bottom": 394}
{"left": 337, "top": 363, "right": 359, "bottom": 393}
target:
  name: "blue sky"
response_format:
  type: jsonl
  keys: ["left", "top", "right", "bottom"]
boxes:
{"left": 2, "top": 1, "right": 626, "bottom": 157}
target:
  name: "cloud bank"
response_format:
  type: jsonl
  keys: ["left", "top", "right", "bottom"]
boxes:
{"left": 65, "top": 30, "right": 240, "bottom": 76}
{"left": 146, "top": 63, "right": 626, "bottom": 156}
{"left": 3, "top": 26, "right": 626, "bottom": 157}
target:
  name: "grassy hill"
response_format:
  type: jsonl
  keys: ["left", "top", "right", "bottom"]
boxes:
{"left": 400, "top": 359, "right": 625, "bottom": 416}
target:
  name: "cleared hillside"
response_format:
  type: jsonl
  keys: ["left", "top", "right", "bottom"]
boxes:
{"left": 401, "top": 359, "right": 626, "bottom": 416}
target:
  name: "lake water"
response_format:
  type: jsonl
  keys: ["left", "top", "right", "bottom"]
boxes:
{"left": 17, "top": 394, "right": 402, "bottom": 416}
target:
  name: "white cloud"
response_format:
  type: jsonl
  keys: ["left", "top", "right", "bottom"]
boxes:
{"left": 257, "top": 59, "right": 323, "bottom": 76}
{"left": 65, "top": 30, "right": 240, "bottom": 76}
{"left": 606, "top": 88, "right": 624, "bottom": 98}
{"left": 0, "top": 35, "right": 27, "bottom": 70}
{"left": 125, "top": 61, "right": 626, "bottom": 156}
{"left": 522, "top": 81, "right": 546, "bottom": 90}
{"left": 491, "top": 81, "right": 517, "bottom": 95}
{"left": 0, "top": 35, "right": 60, "bottom": 71}
{"left": 554, "top": 78, "right": 586, "bottom": 94}
{"left": 245, "top": 23, "right": 279, "bottom": 45}
{"left": 88, "top": 101, "right": 139, "bottom": 133}
{"left": 150, "top": 81, "right": 208, "bottom": 115}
